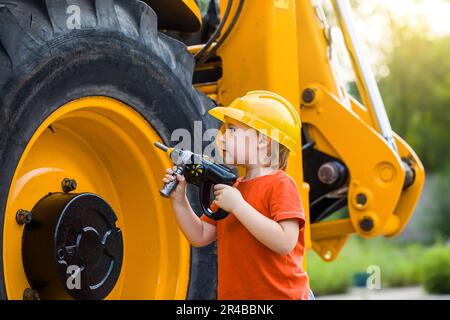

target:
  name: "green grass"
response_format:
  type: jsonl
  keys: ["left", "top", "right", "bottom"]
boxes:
{"left": 306, "top": 235, "right": 428, "bottom": 296}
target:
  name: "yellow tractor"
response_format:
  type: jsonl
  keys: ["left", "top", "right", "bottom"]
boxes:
{"left": 0, "top": 0, "right": 424, "bottom": 299}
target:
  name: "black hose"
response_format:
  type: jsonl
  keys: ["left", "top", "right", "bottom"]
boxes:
{"left": 197, "top": 0, "right": 245, "bottom": 66}
{"left": 195, "top": 0, "right": 233, "bottom": 62}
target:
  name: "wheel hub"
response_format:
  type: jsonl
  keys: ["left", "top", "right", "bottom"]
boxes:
{"left": 4, "top": 96, "right": 190, "bottom": 299}
{"left": 22, "top": 193, "right": 123, "bottom": 300}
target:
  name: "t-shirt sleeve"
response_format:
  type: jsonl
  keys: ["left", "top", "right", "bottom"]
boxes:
{"left": 268, "top": 176, "right": 305, "bottom": 229}
{"left": 200, "top": 213, "right": 217, "bottom": 226}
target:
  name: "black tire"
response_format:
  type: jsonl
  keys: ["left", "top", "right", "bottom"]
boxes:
{"left": 0, "top": 0, "right": 218, "bottom": 300}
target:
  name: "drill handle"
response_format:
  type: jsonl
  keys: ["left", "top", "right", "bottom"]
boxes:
{"left": 160, "top": 166, "right": 185, "bottom": 198}
{"left": 200, "top": 181, "right": 231, "bottom": 221}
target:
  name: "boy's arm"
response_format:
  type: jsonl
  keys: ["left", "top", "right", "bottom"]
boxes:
{"left": 214, "top": 177, "right": 304, "bottom": 255}
{"left": 232, "top": 202, "right": 300, "bottom": 255}
{"left": 172, "top": 195, "right": 217, "bottom": 247}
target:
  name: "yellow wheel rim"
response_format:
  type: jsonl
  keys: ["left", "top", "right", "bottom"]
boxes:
{"left": 3, "top": 96, "right": 190, "bottom": 299}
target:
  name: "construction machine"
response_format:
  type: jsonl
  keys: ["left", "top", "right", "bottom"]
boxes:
{"left": 0, "top": 0, "right": 424, "bottom": 299}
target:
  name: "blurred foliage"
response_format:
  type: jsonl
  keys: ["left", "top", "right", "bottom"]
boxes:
{"left": 420, "top": 245, "right": 450, "bottom": 294}
{"left": 308, "top": 2, "right": 450, "bottom": 295}
{"left": 307, "top": 236, "right": 425, "bottom": 295}
{"left": 340, "top": 1, "right": 450, "bottom": 173}
{"left": 377, "top": 23, "right": 450, "bottom": 172}
{"left": 426, "top": 167, "right": 450, "bottom": 239}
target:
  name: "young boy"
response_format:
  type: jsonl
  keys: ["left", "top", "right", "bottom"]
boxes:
{"left": 163, "top": 91, "right": 312, "bottom": 300}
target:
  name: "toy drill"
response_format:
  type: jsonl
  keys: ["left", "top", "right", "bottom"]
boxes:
{"left": 154, "top": 142, "right": 239, "bottom": 221}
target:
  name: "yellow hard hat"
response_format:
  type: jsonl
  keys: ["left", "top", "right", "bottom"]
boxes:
{"left": 208, "top": 91, "right": 302, "bottom": 155}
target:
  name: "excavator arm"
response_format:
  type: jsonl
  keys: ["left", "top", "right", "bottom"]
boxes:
{"left": 191, "top": 0, "right": 425, "bottom": 261}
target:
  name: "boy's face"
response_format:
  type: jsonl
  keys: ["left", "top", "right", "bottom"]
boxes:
{"left": 218, "top": 116, "right": 271, "bottom": 167}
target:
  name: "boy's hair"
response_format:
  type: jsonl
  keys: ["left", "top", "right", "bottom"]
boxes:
{"left": 259, "top": 132, "right": 290, "bottom": 171}
{"left": 278, "top": 143, "right": 290, "bottom": 171}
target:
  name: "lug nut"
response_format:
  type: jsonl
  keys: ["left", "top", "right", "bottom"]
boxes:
{"left": 16, "top": 209, "right": 32, "bottom": 225}
{"left": 23, "top": 288, "right": 40, "bottom": 300}
{"left": 62, "top": 178, "right": 77, "bottom": 193}
{"left": 359, "top": 217, "right": 374, "bottom": 232}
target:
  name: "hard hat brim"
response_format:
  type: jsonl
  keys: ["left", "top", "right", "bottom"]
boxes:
{"left": 208, "top": 107, "right": 298, "bottom": 155}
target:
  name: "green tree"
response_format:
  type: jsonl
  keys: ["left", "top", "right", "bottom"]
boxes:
{"left": 378, "top": 21, "right": 450, "bottom": 172}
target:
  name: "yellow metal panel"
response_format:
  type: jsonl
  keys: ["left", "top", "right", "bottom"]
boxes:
{"left": 145, "top": 0, "right": 202, "bottom": 32}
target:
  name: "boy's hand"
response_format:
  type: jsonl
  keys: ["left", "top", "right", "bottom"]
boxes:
{"left": 162, "top": 167, "right": 187, "bottom": 203}
{"left": 213, "top": 184, "right": 245, "bottom": 212}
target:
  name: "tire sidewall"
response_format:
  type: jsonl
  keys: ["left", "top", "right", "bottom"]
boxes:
{"left": 0, "top": 31, "right": 218, "bottom": 299}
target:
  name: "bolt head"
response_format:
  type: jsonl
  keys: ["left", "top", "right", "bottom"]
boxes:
{"left": 359, "top": 217, "right": 374, "bottom": 232}
{"left": 302, "top": 88, "right": 316, "bottom": 104}
{"left": 356, "top": 193, "right": 367, "bottom": 206}
{"left": 318, "top": 162, "right": 340, "bottom": 185}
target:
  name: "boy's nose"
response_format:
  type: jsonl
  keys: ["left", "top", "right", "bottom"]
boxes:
{"left": 215, "top": 130, "right": 226, "bottom": 155}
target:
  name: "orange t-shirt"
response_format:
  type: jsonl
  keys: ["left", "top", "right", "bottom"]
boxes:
{"left": 200, "top": 169, "right": 309, "bottom": 300}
